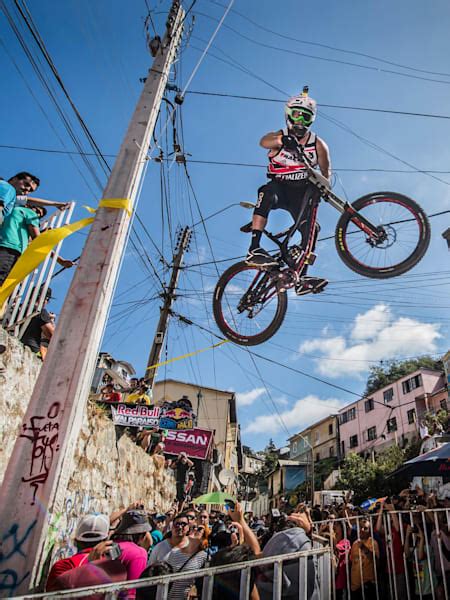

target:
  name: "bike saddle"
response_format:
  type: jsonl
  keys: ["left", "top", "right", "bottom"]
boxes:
{"left": 240, "top": 221, "right": 252, "bottom": 233}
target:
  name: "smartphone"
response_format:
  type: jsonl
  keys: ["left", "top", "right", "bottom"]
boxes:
{"left": 271, "top": 508, "right": 281, "bottom": 518}
{"left": 225, "top": 499, "right": 235, "bottom": 510}
{"left": 106, "top": 543, "right": 122, "bottom": 561}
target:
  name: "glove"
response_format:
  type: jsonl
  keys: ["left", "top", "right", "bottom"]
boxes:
{"left": 281, "top": 135, "right": 299, "bottom": 152}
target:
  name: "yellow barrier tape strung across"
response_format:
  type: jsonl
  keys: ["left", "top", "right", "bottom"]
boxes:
{"left": 0, "top": 198, "right": 131, "bottom": 305}
{"left": 145, "top": 339, "right": 230, "bottom": 373}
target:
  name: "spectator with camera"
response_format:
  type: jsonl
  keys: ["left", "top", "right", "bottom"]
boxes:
{"left": 256, "top": 506, "right": 319, "bottom": 600}
{"left": 46, "top": 511, "right": 149, "bottom": 598}
{"left": 149, "top": 511, "right": 207, "bottom": 600}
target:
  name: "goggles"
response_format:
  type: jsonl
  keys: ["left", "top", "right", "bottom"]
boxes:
{"left": 287, "top": 107, "right": 314, "bottom": 126}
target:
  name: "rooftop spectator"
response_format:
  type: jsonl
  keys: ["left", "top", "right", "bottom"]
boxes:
{"left": 0, "top": 172, "right": 68, "bottom": 222}
{"left": 20, "top": 287, "right": 56, "bottom": 358}
{"left": 101, "top": 383, "right": 122, "bottom": 403}
{"left": 127, "top": 383, "right": 152, "bottom": 405}
{"left": 0, "top": 203, "right": 74, "bottom": 287}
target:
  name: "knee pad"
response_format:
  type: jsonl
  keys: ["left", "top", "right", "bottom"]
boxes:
{"left": 254, "top": 184, "right": 278, "bottom": 218}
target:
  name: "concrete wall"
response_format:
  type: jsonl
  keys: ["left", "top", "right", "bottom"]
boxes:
{"left": 0, "top": 333, "right": 176, "bottom": 568}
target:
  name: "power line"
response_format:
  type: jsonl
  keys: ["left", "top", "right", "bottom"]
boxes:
{"left": 4, "top": 144, "right": 450, "bottom": 177}
{"left": 187, "top": 90, "right": 450, "bottom": 121}
{"left": 207, "top": 0, "right": 450, "bottom": 79}
{"left": 14, "top": 0, "right": 111, "bottom": 176}
{"left": 194, "top": 8, "right": 450, "bottom": 86}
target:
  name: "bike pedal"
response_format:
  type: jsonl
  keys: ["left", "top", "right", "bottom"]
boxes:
{"left": 306, "top": 252, "right": 317, "bottom": 265}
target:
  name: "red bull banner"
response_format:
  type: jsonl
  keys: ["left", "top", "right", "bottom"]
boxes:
{"left": 110, "top": 404, "right": 196, "bottom": 430}
{"left": 164, "top": 428, "right": 213, "bottom": 460}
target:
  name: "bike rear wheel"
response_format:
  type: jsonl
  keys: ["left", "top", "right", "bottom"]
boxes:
{"left": 335, "top": 192, "right": 430, "bottom": 279}
{"left": 213, "top": 261, "right": 288, "bottom": 346}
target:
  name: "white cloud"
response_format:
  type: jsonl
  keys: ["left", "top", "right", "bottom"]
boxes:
{"left": 299, "top": 304, "right": 441, "bottom": 378}
{"left": 236, "top": 387, "right": 266, "bottom": 407}
{"left": 244, "top": 395, "right": 342, "bottom": 435}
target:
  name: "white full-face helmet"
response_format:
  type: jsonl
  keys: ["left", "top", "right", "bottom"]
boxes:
{"left": 285, "top": 86, "right": 317, "bottom": 137}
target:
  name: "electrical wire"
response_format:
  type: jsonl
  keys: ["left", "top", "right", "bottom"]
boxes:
{"left": 207, "top": 0, "right": 450, "bottom": 79}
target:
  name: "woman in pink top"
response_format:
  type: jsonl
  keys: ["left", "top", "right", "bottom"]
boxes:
{"left": 333, "top": 520, "right": 351, "bottom": 599}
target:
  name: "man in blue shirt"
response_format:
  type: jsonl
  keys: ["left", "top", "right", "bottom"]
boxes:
{"left": 0, "top": 172, "right": 68, "bottom": 223}
{"left": 0, "top": 204, "right": 74, "bottom": 286}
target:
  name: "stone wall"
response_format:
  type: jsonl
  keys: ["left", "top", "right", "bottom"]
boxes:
{"left": 0, "top": 333, "right": 176, "bottom": 566}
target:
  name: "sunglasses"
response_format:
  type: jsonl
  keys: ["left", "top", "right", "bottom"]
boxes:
{"left": 174, "top": 521, "right": 189, "bottom": 527}
{"left": 288, "top": 108, "right": 314, "bottom": 126}
{"left": 186, "top": 515, "right": 196, "bottom": 520}
{"left": 192, "top": 526, "right": 205, "bottom": 532}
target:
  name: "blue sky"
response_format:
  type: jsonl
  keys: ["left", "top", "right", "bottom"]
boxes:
{"left": 2, "top": 0, "right": 450, "bottom": 450}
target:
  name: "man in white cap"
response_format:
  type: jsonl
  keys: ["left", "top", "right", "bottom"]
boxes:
{"left": 46, "top": 511, "right": 149, "bottom": 598}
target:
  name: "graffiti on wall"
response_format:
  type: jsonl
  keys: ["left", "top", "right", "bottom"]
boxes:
{"left": 45, "top": 491, "right": 101, "bottom": 560}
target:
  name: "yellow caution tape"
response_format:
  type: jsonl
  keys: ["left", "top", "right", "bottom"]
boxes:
{"left": 0, "top": 198, "right": 132, "bottom": 305}
{"left": 85, "top": 198, "right": 132, "bottom": 217}
{"left": 146, "top": 339, "right": 229, "bottom": 373}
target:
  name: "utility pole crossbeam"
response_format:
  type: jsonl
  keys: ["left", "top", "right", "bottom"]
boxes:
{"left": 146, "top": 226, "right": 191, "bottom": 388}
{"left": 0, "top": 2, "right": 184, "bottom": 594}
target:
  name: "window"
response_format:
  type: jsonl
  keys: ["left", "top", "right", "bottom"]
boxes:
{"left": 292, "top": 441, "right": 298, "bottom": 454}
{"left": 339, "top": 407, "right": 357, "bottom": 425}
{"left": 315, "top": 453, "right": 320, "bottom": 462}
{"left": 328, "top": 423, "right": 333, "bottom": 435}
{"left": 329, "top": 445, "right": 334, "bottom": 457}
{"left": 387, "top": 417, "right": 397, "bottom": 433}
{"left": 364, "top": 398, "right": 374, "bottom": 412}
{"left": 367, "top": 426, "right": 377, "bottom": 441}
{"left": 341, "top": 440, "right": 345, "bottom": 455}
{"left": 407, "top": 409, "right": 416, "bottom": 424}
{"left": 383, "top": 388, "right": 394, "bottom": 403}
{"left": 349, "top": 434, "right": 358, "bottom": 448}
{"left": 440, "top": 399, "right": 448, "bottom": 410}
{"left": 315, "top": 431, "right": 320, "bottom": 443}
{"left": 402, "top": 374, "right": 423, "bottom": 394}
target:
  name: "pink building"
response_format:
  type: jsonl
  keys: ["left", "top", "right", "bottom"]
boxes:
{"left": 338, "top": 368, "right": 446, "bottom": 458}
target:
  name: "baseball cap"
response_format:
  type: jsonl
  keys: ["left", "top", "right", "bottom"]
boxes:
{"left": 154, "top": 513, "right": 167, "bottom": 522}
{"left": 114, "top": 510, "right": 151, "bottom": 536}
{"left": 75, "top": 514, "right": 109, "bottom": 542}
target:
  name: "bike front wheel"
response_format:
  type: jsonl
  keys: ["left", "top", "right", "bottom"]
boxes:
{"left": 335, "top": 192, "right": 430, "bottom": 279}
{"left": 213, "top": 261, "right": 288, "bottom": 346}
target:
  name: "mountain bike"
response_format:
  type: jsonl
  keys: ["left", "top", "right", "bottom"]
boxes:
{"left": 212, "top": 142, "right": 430, "bottom": 346}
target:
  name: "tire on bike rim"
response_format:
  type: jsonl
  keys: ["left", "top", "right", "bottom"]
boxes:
{"left": 335, "top": 192, "right": 430, "bottom": 279}
{"left": 213, "top": 261, "right": 288, "bottom": 346}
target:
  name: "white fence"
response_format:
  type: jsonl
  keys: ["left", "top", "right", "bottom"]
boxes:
{"left": 311, "top": 507, "right": 449, "bottom": 600}
{"left": 2, "top": 203, "right": 74, "bottom": 338}
{"left": 12, "top": 546, "right": 332, "bottom": 600}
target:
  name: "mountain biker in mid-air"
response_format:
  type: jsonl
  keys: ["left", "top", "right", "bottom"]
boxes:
{"left": 245, "top": 87, "right": 331, "bottom": 295}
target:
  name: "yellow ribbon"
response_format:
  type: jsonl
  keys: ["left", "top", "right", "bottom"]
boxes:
{"left": 0, "top": 198, "right": 132, "bottom": 305}
{"left": 146, "top": 339, "right": 229, "bottom": 373}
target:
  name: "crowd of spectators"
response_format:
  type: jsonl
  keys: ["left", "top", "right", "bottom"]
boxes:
{"left": 44, "top": 500, "right": 319, "bottom": 600}
{"left": 306, "top": 487, "right": 450, "bottom": 600}
{"left": 42, "top": 487, "right": 450, "bottom": 600}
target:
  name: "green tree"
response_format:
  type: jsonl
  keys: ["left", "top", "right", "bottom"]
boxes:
{"left": 337, "top": 445, "right": 411, "bottom": 502}
{"left": 337, "top": 453, "right": 378, "bottom": 502}
{"left": 365, "top": 356, "right": 443, "bottom": 395}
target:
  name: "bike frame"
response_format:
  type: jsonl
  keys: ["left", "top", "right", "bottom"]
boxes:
{"left": 258, "top": 145, "right": 385, "bottom": 278}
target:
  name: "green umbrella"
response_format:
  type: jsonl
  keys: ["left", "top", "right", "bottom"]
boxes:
{"left": 192, "top": 492, "right": 236, "bottom": 505}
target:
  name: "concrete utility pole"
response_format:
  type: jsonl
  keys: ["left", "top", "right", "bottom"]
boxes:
{"left": 0, "top": 2, "right": 184, "bottom": 594}
{"left": 146, "top": 226, "right": 191, "bottom": 388}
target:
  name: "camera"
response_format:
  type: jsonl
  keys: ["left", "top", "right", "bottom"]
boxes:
{"left": 106, "top": 542, "right": 122, "bottom": 561}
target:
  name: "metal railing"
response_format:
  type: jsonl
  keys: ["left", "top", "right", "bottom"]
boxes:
{"left": 12, "top": 546, "right": 332, "bottom": 599}
{"left": 3, "top": 203, "right": 75, "bottom": 338}
{"left": 311, "top": 507, "right": 450, "bottom": 600}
